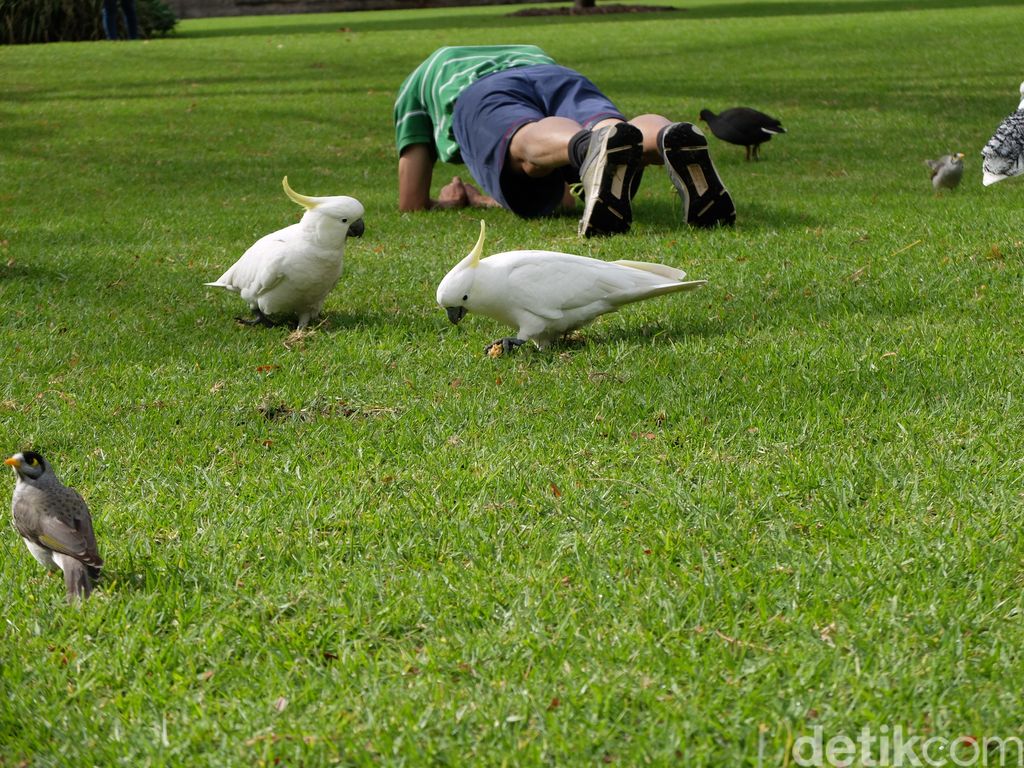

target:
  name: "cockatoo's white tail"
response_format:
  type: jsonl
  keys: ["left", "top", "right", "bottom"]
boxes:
{"left": 611, "top": 260, "right": 689, "bottom": 282}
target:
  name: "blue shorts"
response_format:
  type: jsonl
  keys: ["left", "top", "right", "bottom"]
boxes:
{"left": 452, "top": 64, "right": 624, "bottom": 218}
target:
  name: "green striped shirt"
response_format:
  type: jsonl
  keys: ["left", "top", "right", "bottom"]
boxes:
{"left": 394, "top": 45, "right": 556, "bottom": 163}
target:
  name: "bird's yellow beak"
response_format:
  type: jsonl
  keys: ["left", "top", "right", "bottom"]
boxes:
{"left": 4, "top": 456, "right": 20, "bottom": 468}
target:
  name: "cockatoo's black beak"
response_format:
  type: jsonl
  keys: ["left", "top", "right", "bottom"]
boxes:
{"left": 349, "top": 218, "right": 365, "bottom": 237}
{"left": 445, "top": 306, "right": 467, "bottom": 325}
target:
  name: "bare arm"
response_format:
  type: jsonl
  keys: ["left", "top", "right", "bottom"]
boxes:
{"left": 398, "top": 143, "right": 436, "bottom": 211}
{"left": 398, "top": 142, "right": 499, "bottom": 211}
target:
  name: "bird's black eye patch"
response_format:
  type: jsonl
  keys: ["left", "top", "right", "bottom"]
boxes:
{"left": 23, "top": 450, "right": 43, "bottom": 466}
{"left": 462, "top": 294, "right": 468, "bottom": 301}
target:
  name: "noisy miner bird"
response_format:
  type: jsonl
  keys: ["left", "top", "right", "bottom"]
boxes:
{"left": 5, "top": 451, "right": 103, "bottom": 602}
{"left": 699, "top": 107, "right": 786, "bottom": 161}
{"left": 436, "top": 220, "right": 707, "bottom": 354}
{"left": 981, "top": 81, "right": 1024, "bottom": 186}
{"left": 925, "top": 153, "right": 965, "bottom": 191}
{"left": 205, "top": 176, "right": 365, "bottom": 329}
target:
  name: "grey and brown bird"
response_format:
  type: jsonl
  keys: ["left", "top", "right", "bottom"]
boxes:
{"left": 5, "top": 451, "right": 103, "bottom": 602}
{"left": 699, "top": 107, "right": 786, "bottom": 160}
{"left": 925, "top": 153, "right": 965, "bottom": 191}
{"left": 982, "top": 81, "right": 1024, "bottom": 186}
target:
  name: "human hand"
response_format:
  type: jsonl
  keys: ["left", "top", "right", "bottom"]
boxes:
{"left": 434, "top": 176, "right": 469, "bottom": 209}
{"left": 463, "top": 181, "right": 500, "bottom": 209}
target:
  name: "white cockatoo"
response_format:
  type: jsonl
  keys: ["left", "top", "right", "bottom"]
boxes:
{"left": 436, "top": 220, "right": 707, "bottom": 353}
{"left": 982, "top": 81, "right": 1024, "bottom": 186}
{"left": 205, "top": 177, "right": 364, "bottom": 328}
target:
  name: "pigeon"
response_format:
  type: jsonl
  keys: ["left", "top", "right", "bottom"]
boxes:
{"left": 925, "top": 153, "right": 965, "bottom": 191}
{"left": 698, "top": 107, "right": 786, "bottom": 161}
{"left": 205, "top": 176, "right": 365, "bottom": 329}
{"left": 981, "top": 81, "right": 1024, "bottom": 186}
{"left": 436, "top": 220, "right": 707, "bottom": 353}
{"left": 5, "top": 451, "right": 103, "bottom": 602}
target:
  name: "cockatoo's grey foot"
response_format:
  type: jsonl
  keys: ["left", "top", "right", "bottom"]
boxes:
{"left": 485, "top": 337, "right": 526, "bottom": 357}
{"left": 236, "top": 309, "right": 277, "bottom": 327}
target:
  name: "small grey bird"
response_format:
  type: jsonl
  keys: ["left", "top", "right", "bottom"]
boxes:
{"left": 982, "top": 81, "right": 1024, "bottom": 186}
{"left": 925, "top": 153, "right": 965, "bottom": 190}
{"left": 5, "top": 451, "right": 103, "bottom": 602}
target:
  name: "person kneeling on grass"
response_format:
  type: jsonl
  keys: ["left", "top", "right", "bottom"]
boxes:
{"left": 394, "top": 44, "right": 737, "bottom": 237}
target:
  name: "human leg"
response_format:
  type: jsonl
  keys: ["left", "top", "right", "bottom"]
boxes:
{"left": 101, "top": 0, "right": 119, "bottom": 39}
{"left": 452, "top": 70, "right": 572, "bottom": 217}
{"left": 628, "top": 114, "right": 674, "bottom": 163}
{"left": 657, "top": 122, "right": 736, "bottom": 228}
{"left": 506, "top": 116, "right": 582, "bottom": 177}
{"left": 121, "top": 0, "right": 139, "bottom": 39}
{"left": 453, "top": 65, "right": 725, "bottom": 228}
{"left": 576, "top": 121, "right": 644, "bottom": 237}
{"left": 518, "top": 66, "right": 647, "bottom": 235}
{"left": 504, "top": 113, "right": 647, "bottom": 232}
{"left": 571, "top": 112, "right": 732, "bottom": 228}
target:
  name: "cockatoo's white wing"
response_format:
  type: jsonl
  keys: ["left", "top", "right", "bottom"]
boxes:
{"left": 497, "top": 252, "right": 573, "bottom": 320}
{"left": 206, "top": 224, "right": 311, "bottom": 299}
{"left": 496, "top": 251, "right": 702, "bottom": 318}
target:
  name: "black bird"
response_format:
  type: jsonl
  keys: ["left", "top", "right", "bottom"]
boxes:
{"left": 699, "top": 107, "right": 786, "bottom": 161}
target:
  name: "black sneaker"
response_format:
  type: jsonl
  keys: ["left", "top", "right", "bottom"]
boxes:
{"left": 659, "top": 122, "right": 736, "bottom": 228}
{"left": 577, "top": 123, "right": 644, "bottom": 238}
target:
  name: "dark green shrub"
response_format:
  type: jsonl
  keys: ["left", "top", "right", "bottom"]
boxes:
{"left": 138, "top": 0, "right": 177, "bottom": 37}
{"left": 1, "top": 0, "right": 101, "bottom": 44}
{"left": 0, "top": 0, "right": 176, "bottom": 45}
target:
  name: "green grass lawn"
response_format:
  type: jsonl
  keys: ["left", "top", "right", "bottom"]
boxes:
{"left": 2, "top": 0, "right": 1024, "bottom": 764}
